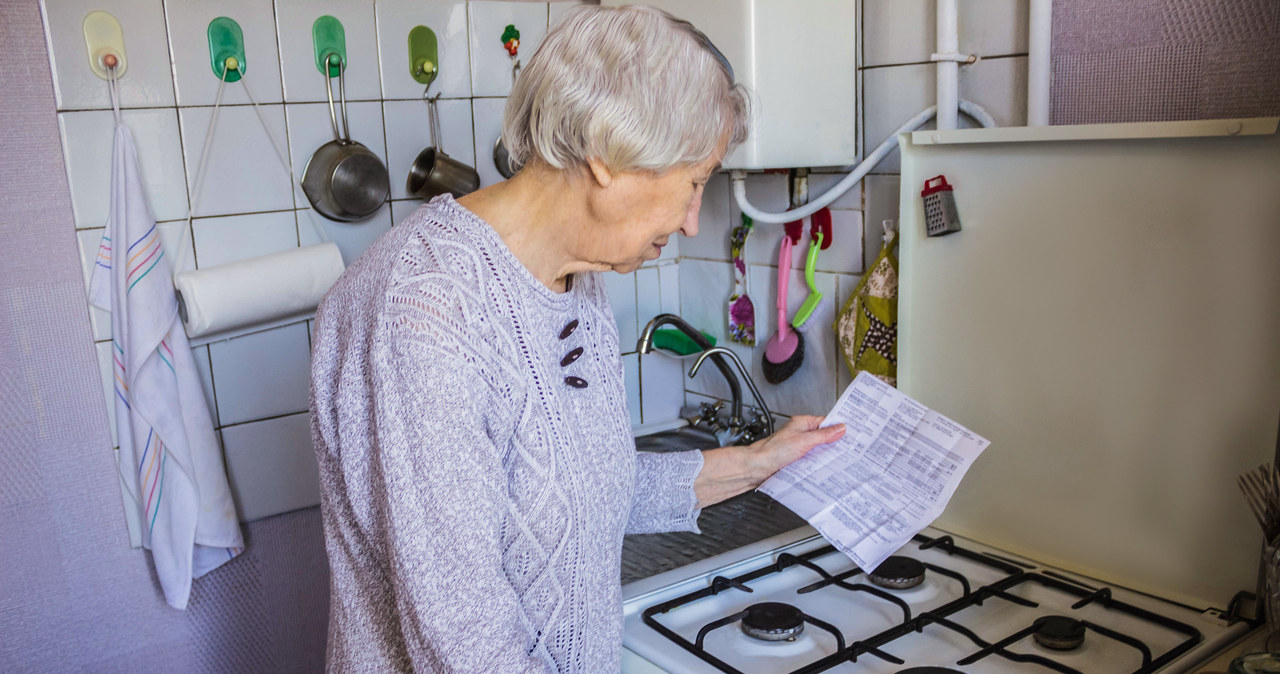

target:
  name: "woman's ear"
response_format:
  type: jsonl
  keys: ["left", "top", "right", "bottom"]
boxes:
{"left": 586, "top": 156, "right": 614, "bottom": 188}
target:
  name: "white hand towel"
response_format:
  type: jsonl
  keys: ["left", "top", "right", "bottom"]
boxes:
{"left": 89, "top": 122, "right": 244, "bottom": 610}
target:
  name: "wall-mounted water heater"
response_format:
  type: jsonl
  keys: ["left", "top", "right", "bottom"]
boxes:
{"left": 600, "top": 0, "right": 858, "bottom": 170}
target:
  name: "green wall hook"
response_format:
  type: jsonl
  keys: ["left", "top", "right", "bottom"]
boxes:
{"left": 407, "top": 25, "right": 439, "bottom": 85}
{"left": 313, "top": 15, "right": 346, "bottom": 77}
{"left": 207, "top": 17, "right": 245, "bottom": 82}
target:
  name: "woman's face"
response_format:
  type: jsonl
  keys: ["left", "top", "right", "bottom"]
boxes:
{"left": 587, "top": 152, "right": 722, "bottom": 274}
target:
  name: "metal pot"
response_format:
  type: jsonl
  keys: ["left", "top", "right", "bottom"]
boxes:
{"left": 301, "top": 55, "right": 389, "bottom": 222}
{"left": 406, "top": 91, "right": 480, "bottom": 199}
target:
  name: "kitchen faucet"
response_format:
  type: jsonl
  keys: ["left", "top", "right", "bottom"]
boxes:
{"left": 689, "top": 346, "right": 775, "bottom": 441}
{"left": 637, "top": 314, "right": 744, "bottom": 427}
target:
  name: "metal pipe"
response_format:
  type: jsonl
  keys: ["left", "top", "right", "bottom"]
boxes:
{"left": 1028, "top": 0, "right": 1053, "bottom": 126}
{"left": 935, "top": 0, "right": 960, "bottom": 131}
{"left": 637, "top": 314, "right": 743, "bottom": 424}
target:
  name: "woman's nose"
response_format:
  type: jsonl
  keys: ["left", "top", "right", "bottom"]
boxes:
{"left": 680, "top": 194, "right": 702, "bottom": 237}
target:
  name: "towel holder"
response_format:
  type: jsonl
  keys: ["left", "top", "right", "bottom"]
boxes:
{"left": 83, "top": 11, "right": 127, "bottom": 80}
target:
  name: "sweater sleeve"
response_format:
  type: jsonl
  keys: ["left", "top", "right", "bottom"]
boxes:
{"left": 370, "top": 324, "right": 551, "bottom": 673}
{"left": 626, "top": 450, "right": 705, "bottom": 535}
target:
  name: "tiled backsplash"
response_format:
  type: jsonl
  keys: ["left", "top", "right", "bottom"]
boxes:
{"left": 46, "top": 0, "right": 1029, "bottom": 523}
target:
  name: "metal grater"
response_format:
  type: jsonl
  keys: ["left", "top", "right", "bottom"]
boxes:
{"left": 921, "top": 175, "right": 962, "bottom": 237}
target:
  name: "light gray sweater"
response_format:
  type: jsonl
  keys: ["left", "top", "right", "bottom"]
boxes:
{"left": 309, "top": 196, "right": 704, "bottom": 673}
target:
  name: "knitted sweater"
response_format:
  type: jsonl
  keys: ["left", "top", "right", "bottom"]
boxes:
{"left": 309, "top": 195, "right": 704, "bottom": 673}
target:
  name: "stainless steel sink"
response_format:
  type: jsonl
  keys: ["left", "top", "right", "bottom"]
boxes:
{"left": 622, "top": 426, "right": 806, "bottom": 584}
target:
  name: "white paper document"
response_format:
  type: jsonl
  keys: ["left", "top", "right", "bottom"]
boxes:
{"left": 759, "top": 371, "right": 990, "bottom": 572}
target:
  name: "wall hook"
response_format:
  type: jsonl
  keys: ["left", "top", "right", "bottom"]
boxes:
{"left": 313, "top": 16, "right": 347, "bottom": 77}
{"left": 207, "top": 17, "right": 246, "bottom": 82}
{"left": 408, "top": 25, "right": 439, "bottom": 85}
{"left": 83, "top": 11, "right": 127, "bottom": 80}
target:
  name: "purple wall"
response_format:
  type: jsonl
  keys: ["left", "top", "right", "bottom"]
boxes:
{"left": 0, "top": 3, "right": 329, "bottom": 671}
{"left": 1051, "top": 0, "right": 1280, "bottom": 123}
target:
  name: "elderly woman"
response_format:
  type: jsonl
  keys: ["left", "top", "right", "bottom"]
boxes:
{"left": 310, "top": 5, "right": 844, "bottom": 672}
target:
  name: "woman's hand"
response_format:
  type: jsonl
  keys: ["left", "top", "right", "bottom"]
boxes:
{"left": 694, "top": 416, "right": 846, "bottom": 508}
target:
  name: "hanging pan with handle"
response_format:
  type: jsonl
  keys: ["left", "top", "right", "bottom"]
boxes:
{"left": 301, "top": 53, "right": 389, "bottom": 222}
{"left": 406, "top": 85, "right": 480, "bottom": 199}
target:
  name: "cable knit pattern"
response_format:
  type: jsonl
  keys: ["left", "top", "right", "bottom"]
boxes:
{"left": 310, "top": 195, "right": 704, "bottom": 673}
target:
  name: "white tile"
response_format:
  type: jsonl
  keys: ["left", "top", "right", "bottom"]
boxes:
{"left": 42, "top": 0, "right": 177, "bottom": 110}
{"left": 299, "top": 203, "right": 394, "bottom": 266}
{"left": 676, "top": 259, "right": 752, "bottom": 401}
{"left": 748, "top": 265, "right": 840, "bottom": 417}
{"left": 208, "top": 322, "right": 311, "bottom": 426}
{"left": 680, "top": 172, "right": 733, "bottom": 262}
{"left": 192, "top": 211, "right": 299, "bottom": 269}
{"left": 221, "top": 412, "right": 321, "bottom": 522}
{"left": 622, "top": 352, "right": 641, "bottom": 427}
{"left": 471, "top": 97, "right": 509, "bottom": 187}
{"left": 285, "top": 101, "right": 388, "bottom": 203}
{"left": 190, "top": 344, "right": 218, "bottom": 427}
{"left": 634, "top": 267, "right": 661, "bottom": 345}
{"left": 164, "top": 0, "right": 284, "bottom": 106}
{"left": 807, "top": 172, "right": 863, "bottom": 211}
{"left": 603, "top": 271, "right": 638, "bottom": 353}
{"left": 59, "top": 108, "right": 189, "bottom": 228}
{"left": 376, "top": 0, "right": 471, "bottom": 100}
{"left": 95, "top": 340, "right": 118, "bottom": 447}
{"left": 862, "top": 63, "right": 933, "bottom": 173}
{"left": 548, "top": 1, "right": 586, "bottom": 30}
{"left": 640, "top": 351, "right": 685, "bottom": 425}
{"left": 178, "top": 104, "right": 294, "bottom": 217}
{"left": 390, "top": 199, "right": 423, "bottom": 226}
{"left": 468, "top": 1, "right": 548, "bottom": 97}
{"left": 77, "top": 228, "right": 113, "bottom": 341}
{"left": 812, "top": 208, "right": 865, "bottom": 275}
{"left": 383, "top": 98, "right": 476, "bottom": 200}
{"left": 275, "top": 0, "right": 381, "bottom": 103}
{"left": 862, "top": 0, "right": 1028, "bottom": 68}
{"left": 157, "top": 220, "right": 196, "bottom": 278}
{"left": 959, "top": 56, "right": 1029, "bottom": 128}
{"left": 658, "top": 263, "right": 680, "bottom": 316}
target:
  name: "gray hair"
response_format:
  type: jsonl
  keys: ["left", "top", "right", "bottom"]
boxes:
{"left": 502, "top": 5, "right": 749, "bottom": 174}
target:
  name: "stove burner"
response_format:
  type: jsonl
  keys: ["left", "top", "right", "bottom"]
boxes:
{"left": 740, "top": 602, "right": 805, "bottom": 642}
{"left": 1033, "top": 615, "right": 1086, "bottom": 650}
{"left": 868, "top": 556, "right": 926, "bottom": 590}
{"left": 897, "top": 669, "right": 965, "bottom": 673}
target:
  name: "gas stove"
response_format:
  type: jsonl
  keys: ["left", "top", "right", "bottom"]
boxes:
{"left": 620, "top": 526, "right": 1252, "bottom": 673}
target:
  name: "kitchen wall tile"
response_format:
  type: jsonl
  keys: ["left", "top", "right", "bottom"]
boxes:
{"left": 164, "top": 0, "right": 284, "bottom": 106}
{"left": 622, "top": 352, "right": 641, "bottom": 427}
{"left": 471, "top": 97, "right": 509, "bottom": 188}
{"left": 747, "top": 265, "right": 840, "bottom": 417}
{"left": 275, "top": 0, "right": 381, "bottom": 103}
{"left": 390, "top": 199, "right": 422, "bottom": 226}
{"left": 659, "top": 263, "right": 680, "bottom": 316}
{"left": 864, "top": 174, "right": 901, "bottom": 271}
{"left": 59, "top": 108, "right": 189, "bottom": 228}
{"left": 95, "top": 340, "right": 118, "bottom": 447}
{"left": 677, "top": 259, "right": 752, "bottom": 401}
{"left": 634, "top": 267, "right": 661, "bottom": 345}
{"left": 549, "top": 1, "right": 587, "bottom": 30}
{"left": 298, "top": 203, "right": 394, "bottom": 266}
{"left": 863, "top": 0, "right": 1028, "bottom": 68}
{"left": 959, "top": 56, "right": 1029, "bottom": 128}
{"left": 640, "top": 351, "right": 685, "bottom": 425}
{"left": 221, "top": 412, "right": 321, "bottom": 522}
{"left": 469, "top": 1, "right": 548, "bottom": 97}
{"left": 157, "top": 220, "right": 196, "bottom": 279}
{"left": 192, "top": 211, "right": 299, "bottom": 269}
{"left": 603, "top": 271, "right": 638, "bottom": 354}
{"left": 285, "top": 101, "right": 388, "bottom": 191}
{"left": 376, "top": 0, "right": 471, "bottom": 100}
{"left": 814, "top": 208, "right": 865, "bottom": 275}
{"left": 382, "top": 98, "right": 476, "bottom": 200}
{"left": 190, "top": 344, "right": 218, "bottom": 427}
{"left": 178, "top": 104, "right": 294, "bottom": 217}
{"left": 680, "top": 173, "right": 733, "bottom": 262}
{"left": 42, "top": 0, "right": 176, "bottom": 110}
{"left": 862, "top": 63, "right": 933, "bottom": 173}
{"left": 807, "top": 172, "right": 863, "bottom": 211}
{"left": 208, "top": 322, "right": 311, "bottom": 426}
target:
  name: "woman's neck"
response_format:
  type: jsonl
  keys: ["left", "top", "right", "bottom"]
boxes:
{"left": 457, "top": 164, "right": 606, "bottom": 293}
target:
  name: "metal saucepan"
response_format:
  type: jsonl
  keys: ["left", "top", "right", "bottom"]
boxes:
{"left": 302, "top": 54, "right": 390, "bottom": 222}
{"left": 406, "top": 89, "right": 480, "bottom": 199}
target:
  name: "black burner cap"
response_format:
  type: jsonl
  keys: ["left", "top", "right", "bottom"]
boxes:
{"left": 1033, "top": 615, "right": 1086, "bottom": 650}
{"left": 868, "top": 556, "right": 927, "bottom": 589}
{"left": 740, "top": 602, "right": 804, "bottom": 642}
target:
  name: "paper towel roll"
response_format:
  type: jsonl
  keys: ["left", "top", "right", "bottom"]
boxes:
{"left": 174, "top": 242, "right": 345, "bottom": 339}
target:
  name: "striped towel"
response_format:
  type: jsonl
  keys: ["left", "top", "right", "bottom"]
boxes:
{"left": 89, "top": 122, "right": 244, "bottom": 610}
